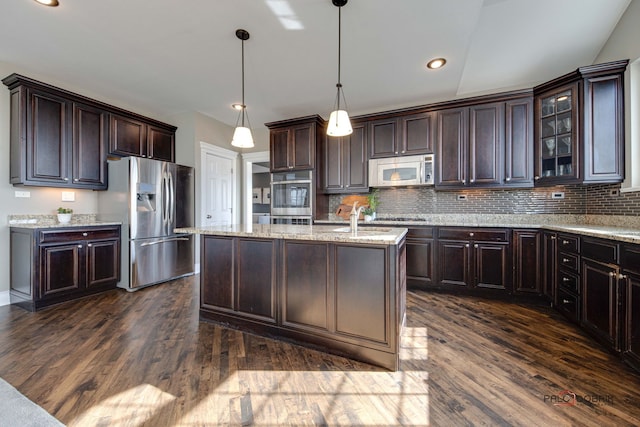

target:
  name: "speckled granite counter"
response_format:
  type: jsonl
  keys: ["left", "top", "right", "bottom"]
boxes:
{"left": 175, "top": 223, "right": 407, "bottom": 245}
{"left": 8, "top": 214, "right": 121, "bottom": 228}
{"left": 315, "top": 214, "right": 640, "bottom": 244}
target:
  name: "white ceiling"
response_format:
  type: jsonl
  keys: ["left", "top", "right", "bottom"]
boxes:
{"left": 0, "top": 0, "right": 632, "bottom": 131}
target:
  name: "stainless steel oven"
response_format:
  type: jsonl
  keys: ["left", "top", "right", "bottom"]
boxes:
{"left": 270, "top": 170, "right": 313, "bottom": 216}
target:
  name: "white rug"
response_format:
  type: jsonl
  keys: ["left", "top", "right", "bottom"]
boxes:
{"left": 0, "top": 378, "right": 65, "bottom": 426}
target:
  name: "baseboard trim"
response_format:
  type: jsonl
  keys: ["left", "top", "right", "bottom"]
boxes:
{"left": 0, "top": 291, "right": 10, "bottom": 307}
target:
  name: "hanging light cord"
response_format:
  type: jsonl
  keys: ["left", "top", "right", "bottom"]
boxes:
{"left": 241, "top": 35, "right": 246, "bottom": 127}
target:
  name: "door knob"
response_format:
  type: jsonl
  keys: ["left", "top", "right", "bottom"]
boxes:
{"left": 206, "top": 215, "right": 212, "bottom": 219}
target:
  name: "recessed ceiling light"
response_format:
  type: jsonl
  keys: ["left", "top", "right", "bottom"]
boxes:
{"left": 231, "top": 103, "right": 245, "bottom": 111}
{"left": 34, "top": 0, "right": 59, "bottom": 6}
{"left": 426, "top": 58, "right": 446, "bottom": 70}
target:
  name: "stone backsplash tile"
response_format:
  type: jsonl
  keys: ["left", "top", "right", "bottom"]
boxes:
{"left": 328, "top": 183, "right": 640, "bottom": 217}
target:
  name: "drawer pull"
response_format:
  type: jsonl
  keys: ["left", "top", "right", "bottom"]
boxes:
{"left": 551, "top": 235, "right": 556, "bottom": 240}
{"left": 619, "top": 274, "right": 628, "bottom": 280}
{"left": 563, "top": 299, "right": 571, "bottom": 304}
{"left": 474, "top": 244, "right": 479, "bottom": 248}
{"left": 562, "top": 258, "right": 570, "bottom": 263}
{"left": 87, "top": 244, "right": 92, "bottom": 247}
{"left": 77, "top": 245, "right": 83, "bottom": 249}
{"left": 465, "top": 244, "right": 470, "bottom": 248}
{"left": 562, "top": 240, "right": 570, "bottom": 245}
{"left": 82, "top": 232, "right": 88, "bottom": 237}
{"left": 609, "top": 272, "right": 616, "bottom": 277}
{"left": 562, "top": 277, "right": 571, "bottom": 282}
{"left": 469, "top": 232, "right": 474, "bottom": 237}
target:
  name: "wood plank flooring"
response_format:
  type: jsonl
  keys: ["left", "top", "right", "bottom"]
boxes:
{"left": 0, "top": 276, "right": 639, "bottom": 426}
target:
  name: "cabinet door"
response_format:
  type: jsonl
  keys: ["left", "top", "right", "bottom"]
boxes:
{"left": 583, "top": 74, "right": 624, "bottom": 183}
{"left": 582, "top": 259, "right": 621, "bottom": 351}
{"left": 147, "top": 125, "right": 175, "bottom": 162}
{"left": 26, "top": 88, "right": 71, "bottom": 185}
{"left": 505, "top": 97, "right": 533, "bottom": 186}
{"left": 324, "top": 134, "right": 344, "bottom": 191}
{"left": 542, "top": 232, "right": 557, "bottom": 301}
{"left": 401, "top": 112, "right": 434, "bottom": 155}
{"left": 236, "top": 239, "right": 276, "bottom": 321}
{"left": 624, "top": 273, "right": 640, "bottom": 369}
{"left": 200, "top": 236, "right": 234, "bottom": 311}
{"left": 86, "top": 239, "right": 120, "bottom": 288}
{"left": 474, "top": 242, "right": 509, "bottom": 290}
{"left": 514, "top": 230, "right": 541, "bottom": 293}
{"left": 369, "top": 118, "right": 398, "bottom": 158}
{"left": 535, "top": 83, "right": 579, "bottom": 183}
{"left": 344, "top": 122, "right": 368, "bottom": 191}
{"left": 40, "top": 243, "right": 83, "bottom": 298}
{"left": 73, "top": 102, "right": 107, "bottom": 189}
{"left": 469, "top": 102, "right": 503, "bottom": 186}
{"left": 109, "top": 114, "right": 147, "bottom": 158}
{"left": 437, "top": 240, "right": 470, "bottom": 287}
{"left": 291, "top": 123, "right": 315, "bottom": 170}
{"left": 406, "top": 238, "right": 434, "bottom": 289}
{"left": 436, "top": 108, "right": 467, "bottom": 187}
{"left": 270, "top": 128, "right": 291, "bottom": 171}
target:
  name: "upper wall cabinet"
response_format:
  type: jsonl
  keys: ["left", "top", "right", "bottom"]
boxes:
{"left": 109, "top": 114, "right": 176, "bottom": 162}
{"left": 533, "top": 60, "right": 628, "bottom": 185}
{"left": 266, "top": 115, "right": 325, "bottom": 172}
{"left": 369, "top": 111, "right": 434, "bottom": 158}
{"left": 2, "top": 75, "right": 108, "bottom": 190}
{"left": 323, "top": 120, "right": 368, "bottom": 193}
{"left": 3, "top": 74, "right": 177, "bottom": 189}
{"left": 435, "top": 92, "right": 533, "bottom": 189}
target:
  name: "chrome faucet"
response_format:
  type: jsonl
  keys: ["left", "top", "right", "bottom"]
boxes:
{"left": 349, "top": 202, "right": 364, "bottom": 234}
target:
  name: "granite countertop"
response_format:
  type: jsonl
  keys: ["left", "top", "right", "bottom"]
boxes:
{"left": 8, "top": 214, "right": 121, "bottom": 229}
{"left": 175, "top": 224, "right": 407, "bottom": 245}
{"left": 315, "top": 214, "right": 640, "bottom": 244}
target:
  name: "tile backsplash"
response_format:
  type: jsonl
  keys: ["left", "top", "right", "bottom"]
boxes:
{"left": 328, "top": 183, "right": 640, "bottom": 217}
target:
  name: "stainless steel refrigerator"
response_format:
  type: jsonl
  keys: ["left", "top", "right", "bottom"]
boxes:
{"left": 97, "top": 157, "right": 195, "bottom": 291}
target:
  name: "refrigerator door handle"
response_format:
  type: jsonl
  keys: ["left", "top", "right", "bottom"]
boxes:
{"left": 169, "top": 171, "right": 175, "bottom": 225}
{"left": 163, "top": 172, "right": 170, "bottom": 226}
{"left": 140, "top": 237, "right": 192, "bottom": 247}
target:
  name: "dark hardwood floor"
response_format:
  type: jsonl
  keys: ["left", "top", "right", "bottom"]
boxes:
{"left": 0, "top": 276, "right": 639, "bottom": 426}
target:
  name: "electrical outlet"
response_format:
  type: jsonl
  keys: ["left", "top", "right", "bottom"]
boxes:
{"left": 14, "top": 191, "right": 30, "bottom": 198}
{"left": 551, "top": 192, "right": 565, "bottom": 199}
{"left": 61, "top": 191, "right": 75, "bottom": 202}
{"left": 610, "top": 189, "right": 620, "bottom": 197}
{"left": 457, "top": 195, "right": 468, "bottom": 201}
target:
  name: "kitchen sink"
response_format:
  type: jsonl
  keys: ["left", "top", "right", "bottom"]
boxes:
{"left": 330, "top": 227, "right": 393, "bottom": 233}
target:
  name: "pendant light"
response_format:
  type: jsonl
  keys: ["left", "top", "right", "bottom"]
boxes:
{"left": 231, "top": 29, "right": 254, "bottom": 148}
{"left": 327, "top": 0, "right": 353, "bottom": 137}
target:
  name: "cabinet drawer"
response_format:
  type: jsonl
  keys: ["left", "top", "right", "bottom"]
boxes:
{"left": 557, "top": 234, "right": 579, "bottom": 253}
{"left": 558, "top": 270, "right": 580, "bottom": 294}
{"left": 582, "top": 237, "right": 618, "bottom": 264}
{"left": 558, "top": 252, "right": 579, "bottom": 271}
{"left": 438, "top": 228, "right": 508, "bottom": 242}
{"left": 39, "top": 227, "right": 120, "bottom": 244}
{"left": 407, "top": 227, "right": 434, "bottom": 238}
{"left": 621, "top": 243, "right": 640, "bottom": 276}
{"left": 557, "top": 288, "right": 580, "bottom": 322}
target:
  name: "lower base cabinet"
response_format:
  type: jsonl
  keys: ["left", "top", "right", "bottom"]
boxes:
{"left": 199, "top": 235, "right": 406, "bottom": 370}
{"left": 622, "top": 244, "right": 640, "bottom": 371}
{"left": 10, "top": 225, "right": 121, "bottom": 311}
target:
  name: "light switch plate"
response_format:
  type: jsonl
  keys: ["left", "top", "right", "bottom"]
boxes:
{"left": 61, "top": 191, "right": 75, "bottom": 201}
{"left": 551, "top": 192, "right": 565, "bottom": 199}
{"left": 14, "top": 191, "right": 30, "bottom": 198}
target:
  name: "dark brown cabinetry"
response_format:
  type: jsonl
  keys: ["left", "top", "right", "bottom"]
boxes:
{"left": 436, "top": 97, "right": 532, "bottom": 189}
{"left": 200, "top": 236, "right": 276, "bottom": 322}
{"left": 405, "top": 227, "right": 435, "bottom": 290}
{"left": 369, "top": 111, "right": 434, "bottom": 158}
{"left": 533, "top": 60, "right": 627, "bottom": 185}
{"left": 3, "top": 77, "right": 108, "bottom": 189}
{"left": 10, "top": 225, "right": 121, "bottom": 311}
{"left": 620, "top": 244, "right": 640, "bottom": 370}
{"left": 266, "top": 115, "right": 324, "bottom": 172}
{"left": 109, "top": 114, "right": 176, "bottom": 162}
{"left": 437, "top": 228, "right": 510, "bottom": 292}
{"left": 513, "top": 229, "right": 541, "bottom": 294}
{"left": 556, "top": 233, "right": 581, "bottom": 322}
{"left": 323, "top": 120, "right": 368, "bottom": 193}
{"left": 542, "top": 231, "right": 557, "bottom": 302}
{"left": 581, "top": 238, "right": 622, "bottom": 352}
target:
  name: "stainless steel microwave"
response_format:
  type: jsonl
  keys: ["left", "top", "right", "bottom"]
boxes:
{"left": 368, "top": 154, "right": 434, "bottom": 187}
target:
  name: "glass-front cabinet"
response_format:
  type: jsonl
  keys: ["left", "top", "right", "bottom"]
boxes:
{"left": 535, "top": 82, "right": 579, "bottom": 183}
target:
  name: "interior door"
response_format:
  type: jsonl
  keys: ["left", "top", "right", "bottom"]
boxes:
{"left": 202, "top": 151, "right": 234, "bottom": 226}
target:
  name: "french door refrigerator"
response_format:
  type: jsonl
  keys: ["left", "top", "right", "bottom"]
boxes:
{"left": 98, "top": 157, "right": 195, "bottom": 291}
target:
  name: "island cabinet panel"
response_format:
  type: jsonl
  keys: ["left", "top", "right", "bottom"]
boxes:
{"left": 620, "top": 244, "right": 640, "bottom": 370}
{"left": 200, "top": 236, "right": 234, "bottom": 311}
{"left": 335, "top": 245, "right": 388, "bottom": 344}
{"left": 282, "top": 241, "right": 329, "bottom": 330}
{"left": 236, "top": 239, "right": 276, "bottom": 321}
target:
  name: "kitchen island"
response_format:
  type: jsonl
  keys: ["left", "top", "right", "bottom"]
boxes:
{"left": 175, "top": 224, "right": 407, "bottom": 370}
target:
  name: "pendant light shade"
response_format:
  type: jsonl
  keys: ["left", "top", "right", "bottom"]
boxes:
{"left": 231, "top": 29, "right": 254, "bottom": 148}
{"left": 327, "top": 0, "right": 353, "bottom": 137}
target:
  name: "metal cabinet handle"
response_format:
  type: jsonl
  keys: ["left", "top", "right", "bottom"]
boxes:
{"left": 534, "top": 176, "right": 540, "bottom": 180}
{"left": 505, "top": 177, "right": 511, "bottom": 182}
{"left": 563, "top": 299, "right": 571, "bottom": 304}
{"left": 82, "top": 232, "right": 88, "bottom": 237}
{"left": 562, "top": 240, "right": 570, "bottom": 245}
{"left": 87, "top": 244, "right": 92, "bottom": 247}
{"left": 470, "top": 179, "right": 475, "bottom": 183}
{"left": 474, "top": 244, "right": 479, "bottom": 248}
{"left": 551, "top": 236, "right": 556, "bottom": 240}
{"left": 465, "top": 244, "right": 470, "bottom": 248}
{"left": 74, "top": 178, "right": 79, "bottom": 182}
{"left": 77, "top": 245, "right": 83, "bottom": 248}
{"left": 609, "top": 272, "right": 616, "bottom": 277}
{"left": 619, "top": 274, "right": 628, "bottom": 280}
{"left": 562, "top": 258, "right": 570, "bottom": 263}
{"left": 562, "top": 277, "right": 570, "bottom": 282}
{"left": 64, "top": 177, "right": 69, "bottom": 181}
{"left": 469, "top": 232, "right": 474, "bottom": 237}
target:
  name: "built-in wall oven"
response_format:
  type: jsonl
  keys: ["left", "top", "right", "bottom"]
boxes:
{"left": 270, "top": 170, "right": 313, "bottom": 224}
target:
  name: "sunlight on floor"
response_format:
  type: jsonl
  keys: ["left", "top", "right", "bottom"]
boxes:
{"left": 69, "top": 384, "right": 176, "bottom": 426}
